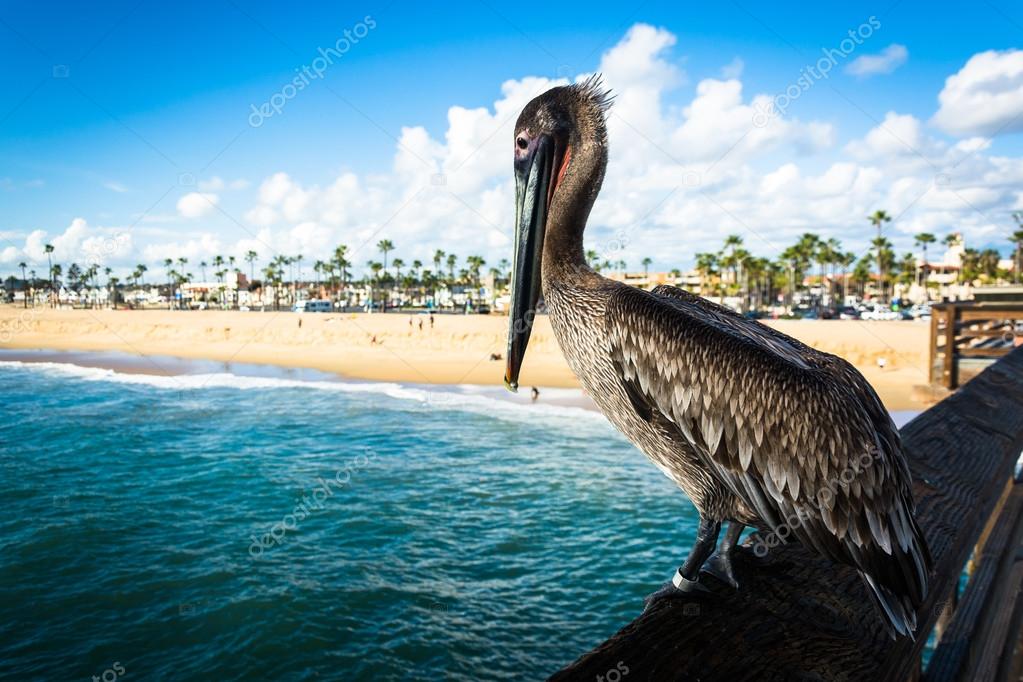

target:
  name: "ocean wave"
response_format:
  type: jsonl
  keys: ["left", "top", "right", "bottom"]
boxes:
{"left": 0, "top": 359, "right": 608, "bottom": 428}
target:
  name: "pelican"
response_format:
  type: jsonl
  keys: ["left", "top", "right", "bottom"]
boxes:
{"left": 504, "top": 76, "right": 931, "bottom": 637}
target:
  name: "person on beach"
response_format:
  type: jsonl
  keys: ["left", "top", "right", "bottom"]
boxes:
{"left": 531, "top": 387, "right": 539, "bottom": 402}
{"left": 429, "top": 312, "right": 435, "bottom": 329}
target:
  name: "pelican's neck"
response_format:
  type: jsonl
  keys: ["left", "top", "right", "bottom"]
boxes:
{"left": 541, "top": 126, "right": 608, "bottom": 289}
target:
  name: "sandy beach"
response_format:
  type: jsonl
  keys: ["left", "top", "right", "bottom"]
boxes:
{"left": 0, "top": 305, "right": 933, "bottom": 410}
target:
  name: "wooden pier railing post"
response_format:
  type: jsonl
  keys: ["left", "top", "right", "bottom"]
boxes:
{"left": 550, "top": 347, "right": 1023, "bottom": 682}
{"left": 943, "top": 304, "right": 958, "bottom": 389}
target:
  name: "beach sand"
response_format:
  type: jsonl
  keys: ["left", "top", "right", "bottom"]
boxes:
{"left": 0, "top": 306, "right": 933, "bottom": 410}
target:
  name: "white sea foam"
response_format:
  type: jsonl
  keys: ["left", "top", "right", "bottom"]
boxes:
{"left": 0, "top": 359, "right": 609, "bottom": 428}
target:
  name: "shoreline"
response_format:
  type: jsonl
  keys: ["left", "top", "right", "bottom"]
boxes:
{"left": 0, "top": 306, "right": 934, "bottom": 411}
{"left": 0, "top": 347, "right": 923, "bottom": 428}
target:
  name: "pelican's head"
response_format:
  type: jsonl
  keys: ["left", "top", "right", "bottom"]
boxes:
{"left": 504, "top": 76, "right": 612, "bottom": 392}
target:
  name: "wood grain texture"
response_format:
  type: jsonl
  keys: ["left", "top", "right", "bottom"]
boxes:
{"left": 549, "top": 347, "right": 1023, "bottom": 682}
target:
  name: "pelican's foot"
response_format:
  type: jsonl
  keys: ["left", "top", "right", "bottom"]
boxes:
{"left": 644, "top": 569, "right": 709, "bottom": 602}
{"left": 701, "top": 551, "right": 739, "bottom": 590}
{"left": 642, "top": 575, "right": 709, "bottom": 615}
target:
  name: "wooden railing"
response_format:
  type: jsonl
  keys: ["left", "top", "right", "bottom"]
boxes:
{"left": 550, "top": 347, "right": 1023, "bottom": 681}
{"left": 930, "top": 303, "right": 1023, "bottom": 389}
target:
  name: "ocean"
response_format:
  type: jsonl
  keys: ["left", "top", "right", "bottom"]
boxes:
{"left": 0, "top": 352, "right": 701, "bottom": 680}
{"left": 0, "top": 351, "right": 925, "bottom": 680}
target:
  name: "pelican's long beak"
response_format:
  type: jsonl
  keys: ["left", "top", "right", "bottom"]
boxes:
{"left": 505, "top": 134, "right": 556, "bottom": 392}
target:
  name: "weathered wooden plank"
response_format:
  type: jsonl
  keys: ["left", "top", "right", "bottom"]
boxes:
{"left": 958, "top": 348, "right": 1012, "bottom": 359}
{"left": 925, "top": 483, "right": 1023, "bottom": 681}
{"left": 943, "top": 306, "right": 958, "bottom": 389}
{"left": 549, "top": 347, "right": 1023, "bottom": 682}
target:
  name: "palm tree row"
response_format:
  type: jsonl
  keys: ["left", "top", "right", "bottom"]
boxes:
{"left": 8, "top": 212, "right": 1019, "bottom": 310}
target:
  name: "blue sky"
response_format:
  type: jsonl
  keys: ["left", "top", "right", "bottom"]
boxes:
{"left": 2, "top": 0, "right": 1022, "bottom": 279}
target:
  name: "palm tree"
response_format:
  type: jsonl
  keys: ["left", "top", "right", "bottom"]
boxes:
{"left": 867, "top": 210, "right": 892, "bottom": 301}
{"left": 446, "top": 253, "right": 457, "bottom": 284}
{"left": 897, "top": 252, "right": 917, "bottom": 288}
{"left": 839, "top": 251, "right": 856, "bottom": 305}
{"left": 914, "top": 232, "right": 936, "bottom": 291}
{"left": 85, "top": 265, "right": 98, "bottom": 307}
{"left": 313, "top": 260, "right": 324, "bottom": 288}
{"left": 331, "top": 245, "right": 349, "bottom": 303}
{"left": 163, "top": 258, "right": 174, "bottom": 308}
{"left": 851, "top": 256, "right": 872, "bottom": 297}
{"left": 44, "top": 243, "right": 54, "bottom": 306}
{"left": 18, "top": 262, "right": 26, "bottom": 308}
{"left": 721, "top": 234, "right": 744, "bottom": 291}
{"left": 695, "top": 252, "right": 719, "bottom": 299}
{"left": 874, "top": 237, "right": 895, "bottom": 300}
{"left": 410, "top": 259, "right": 423, "bottom": 302}
{"left": 1011, "top": 212, "right": 1023, "bottom": 284}
{"left": 377, "top": 239, "right": 394, "bottom": 274}
{"left": 102, "top": 267, "right": 112, "bottom": 308}
{"left": 368, "top": 260, "right": 383, "bottom": 309}
{"left": 109, "top": 276, "right": 119, "bottom": 310}
{"left": 391, "top": 258, "right": 405, "bottom": 305}
{"left": 245, "top": 250, "right": 258, "bottom": 283}
{"left": 50, "top": 263, "right": 62, "bottom": 306}
{"left": 641, "top": 257, "right": 652, "bottom": 280}
{"left": 199, "top": 261, "right": 208, "bottom": 282}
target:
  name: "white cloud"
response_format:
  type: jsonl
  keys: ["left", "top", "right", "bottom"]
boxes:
{"left": 104, "top": 181, "right": 128, "bottom": 193}
{"left": 141, "top": 233, "right": 223, "bottom": 266}
{"left": 176, "top": 192, "right": 219, "bottom": 218}
{"left": 15, "top": 218, "right": 134, "bottom": 270}
{"left": 721, "top": 57, "right": 744, "bottom": 80}
{"left": 846, "top": 44, "right": 908, "bottom": 78}
{"left": 932, "top": 49, "right": 1023, "bottom": 137}
{"left": 0, "top": 246, "right": 19, "bottom": 264}
{"left": 26, "top": 25, "right": 1023, "bottom": 278}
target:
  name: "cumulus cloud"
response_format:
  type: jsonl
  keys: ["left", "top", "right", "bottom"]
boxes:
{"left": 176, "top": 192, "right": 219, "bottom": 218}
{"left": 932, "top": 49, "right": 1023, "bottom": 137}
{"left": 720, "top": 57, "right": 744, "bottom": 80}
{"left": 12, "top": 218, "right": 134, "bottom": 270}
{"left": 846, "top": 44, "right": 908, "bottom": 78}
{"left": 204, "top": 24, "right": 1016, "bottom": 272}
{"left": 0, "top": 246, "right": 19, "bottom": 264}
{"left": 25, "top": 25, "right": 1023, "bottom": 277}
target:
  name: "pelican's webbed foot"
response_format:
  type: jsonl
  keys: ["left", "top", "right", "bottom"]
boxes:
{"left": 643, "top": 516, "right": 721, "bottom": 611}
{"left": 642, "top": 578, "right": 709, "bottom": 615}
{"left": 700, "top": 521, "right": 744, "bottom": 590}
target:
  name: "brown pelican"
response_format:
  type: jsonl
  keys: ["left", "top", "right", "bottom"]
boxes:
{"left": 503, "top": 76, "right": 931, "bottom": 638}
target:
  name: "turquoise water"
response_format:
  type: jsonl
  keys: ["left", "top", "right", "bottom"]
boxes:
{"left": 0, "top": 354, "right": 701, "bottom": 680}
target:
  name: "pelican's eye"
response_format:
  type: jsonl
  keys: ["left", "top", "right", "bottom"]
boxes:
{"left": 516, "top": 136, "right": 529, "bottom": 150}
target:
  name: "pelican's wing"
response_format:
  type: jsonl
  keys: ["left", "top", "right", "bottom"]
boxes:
{"left": 651, "top": 284, "right": 914, "bottom": 494}
{"left": 605, "top": 285, "right": 930, "bottom": 634}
